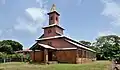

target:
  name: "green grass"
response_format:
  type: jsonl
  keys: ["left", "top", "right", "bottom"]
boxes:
{"left": 0, "top": 61, "right": 111, "bottom": 70}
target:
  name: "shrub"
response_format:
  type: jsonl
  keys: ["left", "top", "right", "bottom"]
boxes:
{"left": 24, "top": 53, "right": 32, "bottom": 63}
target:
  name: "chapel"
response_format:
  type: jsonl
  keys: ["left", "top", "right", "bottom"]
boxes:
{"left": 30, "top": 4, "right": 96, "bottom": 64}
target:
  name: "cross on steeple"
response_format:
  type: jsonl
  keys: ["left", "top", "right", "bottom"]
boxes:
{"left": 50, "top": 4, "right": 57, "bottom": 12}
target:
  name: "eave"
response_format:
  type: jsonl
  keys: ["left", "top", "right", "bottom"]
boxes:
{"left": 42, "top": 24, "right": 64, "bottom": 30}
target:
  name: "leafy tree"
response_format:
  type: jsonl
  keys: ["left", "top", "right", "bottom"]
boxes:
{"left": 0, "top": 52, "right": 7, "bottom": 59}
{"left": 94, "top": 35, "right": 120, "bottom": 60}
{"left": 79, "top": 40, "right": 91, "bottom": 47}
{"left": 0, "top": 45, "right": 13, "bottom": 54}
{"left": 1, "top": 40, "right": 23, "bottom": 51}
{"left": 0, "top": 40, "right": 23, "bottom": 54}
{"left": 79, "top": 40, "right": 96, "bottom": 50}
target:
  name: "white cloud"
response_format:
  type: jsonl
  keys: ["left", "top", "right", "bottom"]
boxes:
{"left": 15, "top": 16, "right": 41, "bottom": 33}
{"left": 25, "top": 8, "right": 47, "bottom": 21}
{"left": 0, "top": 0, "right": 5, "bottom": 4}
{"left": 98, "top": 30, "right": 116, "bottom": 36}
{"left": 15, "top": 0, "right": 48, "bottom": 34}
{"left": 101, "top": 0, "right": 120, "bottom": 26}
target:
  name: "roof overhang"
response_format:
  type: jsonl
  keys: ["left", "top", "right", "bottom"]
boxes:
{"left": 36, "top": 35, "right": 64, "bottom": 41}
{"left": 38, "top": 43, "right": 55, "bottom": 49}
{"left": 56, "top": 48, "right": 77, "bottom": 50}
{"left": 47, "top": 11, "right": 60, "bottom": 16}
{"left": 38, "top": 43, "right": 77, "bottom": 50}
{"left": 42, "top": 24, "right": 64, "bottom": 30}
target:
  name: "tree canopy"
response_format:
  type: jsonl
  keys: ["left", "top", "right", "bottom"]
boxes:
{"left": 94, "top": 35, "right": 120, "bottom": 60}
{"left": 79, "top": 40, "right": 91, "bottom": 47}
{"left": 79, "top": 35, "right": 120, "bottom": 60}
{"left": 79, "top": 40, "right": 96, "bottom": 50}
{"left": 0, "top": 40, "right": 23, "bottom": 54}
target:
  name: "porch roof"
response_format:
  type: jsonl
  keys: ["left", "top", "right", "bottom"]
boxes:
{"left": 38, "top": 43, "right": 55, "bottom": 49}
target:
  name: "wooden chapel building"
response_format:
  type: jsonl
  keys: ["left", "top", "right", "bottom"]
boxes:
{"left": 29, "top": 4, "right": 96, "bottom": 64}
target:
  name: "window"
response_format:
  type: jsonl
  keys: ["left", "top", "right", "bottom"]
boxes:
{"left": 78, "top": 50, "right": 82, "bottom": 57}
{"left": 56, "top": 17, "right": 58, "bottom": 21}
{"left": 48, "top": 29, "right": 52, "bottom": 34}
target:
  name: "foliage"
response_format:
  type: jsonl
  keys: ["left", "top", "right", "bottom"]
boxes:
{"left": 10, "top": 53, "right": 24, "bottom": 59}
{"left": 94, "top": 35, "right": 120, "bottom": 60}
{"left": 0, "top": 52, "right": 24, "bottom": 59}
{"left": 24, "top": 53, "right": 32, "bottom": 63}
{"left": 0, "top": 45, "right": 13, "bottom": 54}
{"left": 0, "top": 52, "right": 7, "bottom": 59}
{"left": 79, "top": 40, "right": 96, "bottom": 50}
{"left": 0, "top": 40, "right": 23, "bottom": 54}
{"left": 79, "top": 40, "right": 91, "bottom": 47}
{"left": 114, "top": 54, "right": 120, "bottom": 61}
{"left": 79, "top": 35, "right": 120, "bottom": 60}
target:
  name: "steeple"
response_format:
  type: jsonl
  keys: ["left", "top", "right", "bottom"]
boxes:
{"left": 42, "top": 4, "right": 64, "bottom": 37}
{"left": 47, "top": 4, "right": 60, "bottom": 25}
{"left": 48, "top": 4, "right": 60, "bottom": 16}
{"left": 50, "top": 4, "right": 57, "bottom": 12}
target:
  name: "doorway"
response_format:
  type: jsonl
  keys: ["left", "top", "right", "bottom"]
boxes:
{"left": 48, "top": 50, "right": 52, "bottom": 61}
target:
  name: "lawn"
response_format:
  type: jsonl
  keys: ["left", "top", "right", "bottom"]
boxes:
{"left": 0, "top": 61, "right": 111, "bottom": 70}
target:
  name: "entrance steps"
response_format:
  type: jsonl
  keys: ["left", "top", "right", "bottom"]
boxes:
{"left": 48, "top": 61, "right": 58, "bottom": 64}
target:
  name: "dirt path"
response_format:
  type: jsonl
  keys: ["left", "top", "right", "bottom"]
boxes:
{"left": 111, "top": 60, "right": 120, "bottom": 70}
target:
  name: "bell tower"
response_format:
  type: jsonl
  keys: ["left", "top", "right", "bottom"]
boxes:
{"left": 47, "top": 4, "right": 60, "bottom": 25}
{"left": 42, "top": 4, "right": 64, "bottom": 37}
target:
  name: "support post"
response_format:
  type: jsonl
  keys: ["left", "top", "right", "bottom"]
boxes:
{"left": 86, "top": 51, "right": 87, "bottom": 62}
{"left": 33, "top": 49, "right": 35, "bottom": 62}
{"left": 44, "top": 49, "right": 48, "bottom": 64}
{"left": 85, "top": 50, "right": 87, "bottom": 63}
{"left": 76, "top": 49, "right": 79, "bottom": 64}
{"left": 81, "top": 50, "right": 83, "bottom": 64}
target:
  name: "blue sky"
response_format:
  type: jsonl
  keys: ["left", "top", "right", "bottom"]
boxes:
{"left": 0, "top": 0, "right": 120, "bottom": 49}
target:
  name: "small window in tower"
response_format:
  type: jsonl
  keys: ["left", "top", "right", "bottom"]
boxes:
{"left": 56, "top": 17, "right": 58, "bottom": 21}
{"left": 50, "top": 16, "right": 53, "bottom": 20}
{"left": 48, "top": 29, "right": 52, "bottom": 34}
